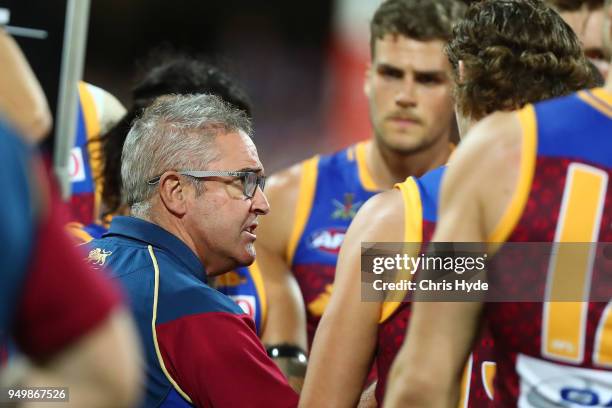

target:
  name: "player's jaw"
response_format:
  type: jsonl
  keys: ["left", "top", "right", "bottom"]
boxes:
{"left": 237, "top": 216, "right": 259, "bottom": 262}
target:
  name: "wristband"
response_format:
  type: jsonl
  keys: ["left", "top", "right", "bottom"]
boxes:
{"left": 266, "top": 344, "right": 307, "bottom": 363}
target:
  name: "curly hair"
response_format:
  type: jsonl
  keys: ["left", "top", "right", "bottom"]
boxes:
{"left": 546, "top": 0, "right": 603, "bottom": 11}
{"left": 447, "top": 0, "right": 597, "bottom": 121}
{"left": 370, "top": 0, "right": 466, "bottom": 57}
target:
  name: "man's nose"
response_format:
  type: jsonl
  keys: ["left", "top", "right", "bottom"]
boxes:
{"left": 395, "top": 75, "right": 417, "bottom": 108}
{"left": 251, "top": 186, "right": 270, "bottom": 215}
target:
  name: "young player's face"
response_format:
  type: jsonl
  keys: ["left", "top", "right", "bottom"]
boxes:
{"left": 365, "top": 34, "right": 454, "bottom": 154}
{"left": 560, "top": 7, "right": 610, "bottom": 78}
{"left": 604, "top": 2, "right": 612, "bottom": 63}
{"left": 183, "top": 131, "right": 269, "bottom": 275}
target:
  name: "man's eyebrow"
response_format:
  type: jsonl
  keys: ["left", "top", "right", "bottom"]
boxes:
{"left": 237, "top": 167, "right": 264, "bottom": 173}
{"left": 377, "top": 62, "right": 403, "bottom": 71}
{"left": 413, "top": 69, "right": 447, "bottom": 76}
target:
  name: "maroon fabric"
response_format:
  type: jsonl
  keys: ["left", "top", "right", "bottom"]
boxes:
{"left": 13, "top": 194, "right": 122, "bottom": 360}
{"left": 156, "top": 311, "right": 298, "bottom": 408}
{"left": 375, "top": 222, "right": 496, "bottom": 407}
{"left": 486, "top": 156, "right": 612, "bottom": 406}
{"left": 292, "top": 263, "right": 335, "bottom": 348}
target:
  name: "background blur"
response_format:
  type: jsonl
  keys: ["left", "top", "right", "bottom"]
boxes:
{"left": 82, "top": 0, "right": 382, "bottom": 172}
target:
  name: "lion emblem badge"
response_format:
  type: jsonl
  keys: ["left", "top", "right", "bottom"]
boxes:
{"left": 87, "top": 248, "right": 113, "bottom": 266}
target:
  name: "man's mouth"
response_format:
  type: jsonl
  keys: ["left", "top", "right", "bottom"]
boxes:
{"left": 243, "top": 222, "right": 258, "bottom": 239}
{"left": 388, "top": 114, "right": 421, "bottom": 126}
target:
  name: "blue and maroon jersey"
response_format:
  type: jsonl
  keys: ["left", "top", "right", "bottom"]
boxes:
{"left": 68, "top": 221, "right": 268, "bottom": 336}
{"left": 89, "top": 216, "right": 297, "bottom": 407}
{"left": 376, "top": 166, "right": 496, "bottom": 407}
{"left": 0, "top": 120, "right": 36, "bottom": 337}
{"left": 290, "top": 141, "right": 381, "bottom": 346}
{"left": 213, "top": 265, "right": 267, "bottom": 335}
{"left": 0, "top": 119, "right": 121, "bottom": 362}
{"left": 484, "top": 88, "right": 612, "bottom": 407}
{"left": 69, "top": 83, "right": 104, "bottom": 225}
{"left": 66, "top": 221, "right": 108, "bottom": 244}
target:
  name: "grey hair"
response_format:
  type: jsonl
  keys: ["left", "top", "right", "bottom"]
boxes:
{"left": 121, "top": 93, "right": 252, "bottom": 217}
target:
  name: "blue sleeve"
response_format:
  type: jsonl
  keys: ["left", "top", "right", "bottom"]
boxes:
{"left": 0, "top": 120, "right": 37, "bottom": 334}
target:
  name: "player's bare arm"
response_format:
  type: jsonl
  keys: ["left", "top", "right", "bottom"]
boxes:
{"left": 300, "top": 189, "right": 404, "bottom": 408}
{"left": 256, "top": 162, "right": 308, "bottom": 391}
{"left": 0, "top": 29, "right": 51, "bottom": 142}
{"left": 384, "top": 111, "right": 522, "bottom": 407}
{"left": 2, "top": 309, "right": 142, "bottom": 408}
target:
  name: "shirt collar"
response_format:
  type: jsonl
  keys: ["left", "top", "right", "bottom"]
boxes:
{"left": 104, "top": 216, "right": 206, "bottom": 282}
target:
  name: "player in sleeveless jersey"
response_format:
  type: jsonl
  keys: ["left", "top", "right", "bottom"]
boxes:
{"left": 257, "top": 0, "right": 462, "bottom": 391}
{"left": 302, "top": 1, "right": 599, "bottom": 406}
{"left": 68, "top": 82, "right": 126, "bottom": 225}
{"left": 384, "top": 1, "right": 612, "bottom": 406}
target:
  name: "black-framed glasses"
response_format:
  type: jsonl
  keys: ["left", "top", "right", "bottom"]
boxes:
{"left": 147, "top": 170, "right": 266, "bottom": 199}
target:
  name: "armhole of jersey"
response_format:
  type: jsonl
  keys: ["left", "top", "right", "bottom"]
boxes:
{"left": 65, "top": 221, "right": 94, "bottom": 244}
{"left": 78, "top": 82, "right": 104, "bottom": 219}
{"left": 148, "top": 246, "right": 194, "bottom": 404}
{"left": 487, "top": 106, "right": 538, "bottom": 248}
{"left": 379, "top": 178, "right": 423, "bottom": 324}
{"left": 577, "top": 89, "right": 612, "bottom": 118}
{"left": 286, "top": 156, "right": 319, "bottom": 265}
{"left": 355, "top": 141, "right": 380, "bottom": 192}
{"left": 248, "top": 261, "right": 267, "bottom": 333}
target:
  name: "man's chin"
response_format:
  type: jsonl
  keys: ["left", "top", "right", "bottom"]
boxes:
{"left": 236, "top": 244, "right": 256, "bottom": 266}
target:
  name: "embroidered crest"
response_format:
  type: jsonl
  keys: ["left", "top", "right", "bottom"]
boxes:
{"left": 87, "top": 248, "right": 112, "bottom": 266}
{"left": 332, "top": 193, "right": 363, "bottom": 220}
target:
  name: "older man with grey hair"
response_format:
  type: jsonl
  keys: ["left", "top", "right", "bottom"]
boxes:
{"left": 87, "top": 94, "right": 298, "bottom": 407}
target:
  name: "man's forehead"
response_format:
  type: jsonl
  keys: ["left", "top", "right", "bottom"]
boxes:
{"left": 373, "top": 34, "right": 449, "bottom": 70}
{"left": 210, "top": 130, "right": 263, "bottom": 171}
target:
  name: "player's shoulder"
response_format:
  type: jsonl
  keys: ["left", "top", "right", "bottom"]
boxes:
{"left": 266, "top": 160, "right": 305, "bottom": 197}
{"left": 79, "top": 81, "right": 126, "bottom": 134}
{"left": 345, "top": 189, "right": 405, "bottom": 244}
{"left": 449, "top": 111, "right": 522, "bottom": 183}
{"left": 266, "top": 142, "right": 359, "bottom": 195}
{"left": 156, "top": 277, "right": 245, "bottom": 325}
{"left": 85, "top": 235, "right": 151, "bottom": 278}
{"left": 260, "top": 155, "right": 319, "bottom": 235}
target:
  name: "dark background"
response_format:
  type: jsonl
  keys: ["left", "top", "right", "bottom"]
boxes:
{"left": 85, "top": 0, "right": 338, "bottom": 171}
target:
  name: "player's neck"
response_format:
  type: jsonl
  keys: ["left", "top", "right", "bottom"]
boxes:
{"left": 605, "top": 64, "right": 612, "bottom": 93}
{"left": 367, "top": 136, "right": 451, "bottom": 189}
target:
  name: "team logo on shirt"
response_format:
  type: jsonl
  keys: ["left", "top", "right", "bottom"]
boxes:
{"left": 518, "top": 354, "right": 612, "bottom": 407}
{"left": 87, "top": 248, "right": 112, "bottom": 266}
{"left": 331, "top": 193, "right": 363, "bottom": 220}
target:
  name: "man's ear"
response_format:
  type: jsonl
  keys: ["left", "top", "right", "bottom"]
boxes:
{"left": 158, "top": 172, "right": 188, "bottom": 216}
{"left": 363, "top": 63, "right": 373, "bottom": 97}
{"left": 458, "top": 60, "right": 466, "bottom": 83}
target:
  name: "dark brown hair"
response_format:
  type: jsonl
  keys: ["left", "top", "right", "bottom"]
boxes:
{"left": 370, "top": 0, "right": 466, "bottom": 57}
{"left": 100, "top": 54, "right": 252, "bottom": 218}
{"left": 546, "top": 0, "right": 603, "bottom": 11}
{"left": 447, "top": 0, "right": 596, "bottom": 121}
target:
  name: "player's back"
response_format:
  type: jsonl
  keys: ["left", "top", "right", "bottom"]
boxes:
{"left": 377, "top": 167, "right": 496, "bottom": 407}
{"left": 486, "top": 88, "right": 612, "bottom": 406}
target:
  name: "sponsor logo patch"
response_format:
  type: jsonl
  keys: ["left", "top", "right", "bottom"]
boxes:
{"left": 308, "top": 228, "right": 346, "bottom": 254}
{"left": 69, "top": 147, "right": 86, "bottom": 183}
